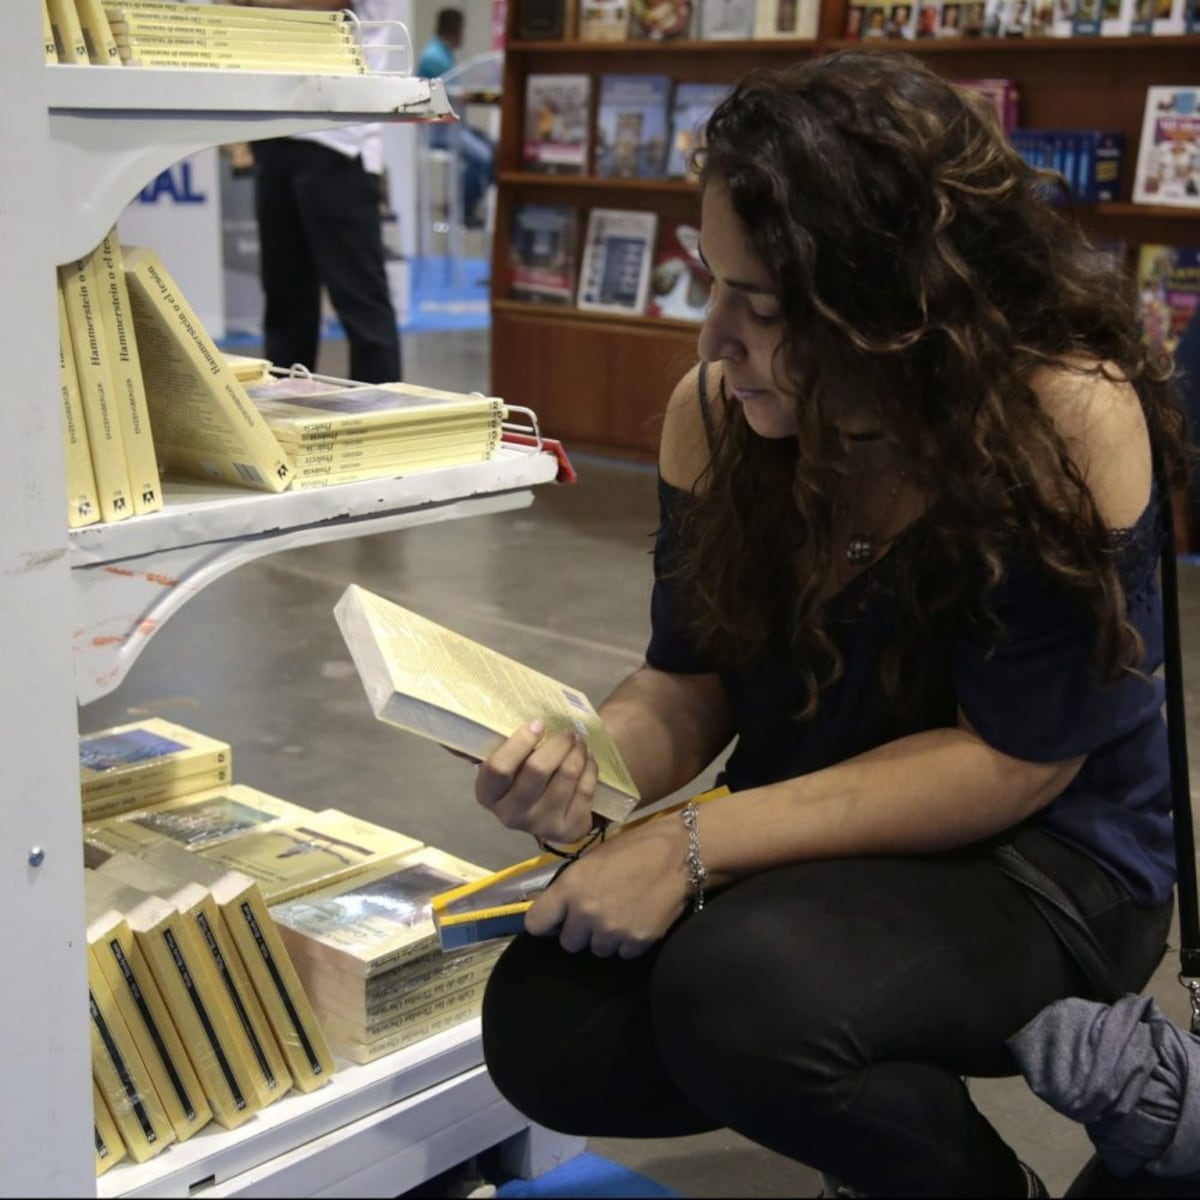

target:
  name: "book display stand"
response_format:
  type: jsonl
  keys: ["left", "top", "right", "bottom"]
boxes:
{"left": 3, "top": 8, "right": 579, "bottom": 1194}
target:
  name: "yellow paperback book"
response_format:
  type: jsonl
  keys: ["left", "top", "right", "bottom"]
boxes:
{"left": 130, "top": 842, "right": 337, "bottom": 1093}
{"left": 57, "top": 284, "right": 101, "bottom": 528}
{"left": 109, "top": 14, "right": 359, "bottom": 46}
{"left": 75, "top": 0, "right": 122, "bottom": 63}
{"left": 99, "top": 854, "right": 293, "bottom": 1110}
{"left": 58, "top": 252, "right": 134, "bottom": 523}
{"left": 85, "top": 782, "right": 315, "bottom": 859}
{"left": 46, "top": 0, "right": 88, "bottom": 61}
{"left": 79, "top": 716, "right": 232, "bottom": 806}
{"left": 431, "top": 786, "right": 730, "bottom": 949}
{"left": 87, "top": 945, "right": 176, "bottom": 1164}
{"left": 222, "top": 352, "right": 273, "bottom": 384}
{"left": 333, "top": 583, "right": 641, "bottom": 825}
{"left": 198, "top": 808, "right": 424, "bottom": 905}
{"left": 85, "top": 875, "right": 214, "bottom": 1143}
{"left": 288, "top": 446, "right": 502, "bottom": 489}
{"left": 43, "top": 1, "right": 59, "bottom": 62}
{"left": 122, "top": 244, "right": 294, "bottom": 492}
{"left": 92, "top": 1080, "right": 127, "bottom": 1177}
{"left": 286, "top": 430, "right": 501, "bottom": 473}
{"left": 82, "top": 764, "right": 233, "bottom": 825}
{"left": 97, "top": 229, "right": 162, "bottom": 515}
{"left": 103, "top": 2, "right": 354, "bottom": 26}
{"left": 327, "top": 986, "right": 488, "bottom": 1065}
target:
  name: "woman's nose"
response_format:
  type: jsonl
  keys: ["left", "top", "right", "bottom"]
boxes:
{"left": 697, "top": 297, "right": 743, "bottom": 365}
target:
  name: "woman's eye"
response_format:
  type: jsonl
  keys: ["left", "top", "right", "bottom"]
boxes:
{"left": 748, "top": 305, "right": 782, "bottom": 326}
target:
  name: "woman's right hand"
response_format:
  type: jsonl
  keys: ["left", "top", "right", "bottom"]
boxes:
{"left": 475, "top": 719, "right": 598, "bottom": 844}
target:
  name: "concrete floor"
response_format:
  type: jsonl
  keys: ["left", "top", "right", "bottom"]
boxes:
{"left": 80, "top": 330, "right": 1200, "bottom": 1198}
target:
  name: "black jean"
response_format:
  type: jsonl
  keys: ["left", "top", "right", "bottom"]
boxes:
{"left": 253, "top": 137, "right": 401, "bottom": 384}
{"left": 481, "top": 828, "right": 1172, "bottom": 1199}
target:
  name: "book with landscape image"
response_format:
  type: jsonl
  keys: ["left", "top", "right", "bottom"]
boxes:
{"left": 334, "top": 583, "right": 641, "bottom": 825}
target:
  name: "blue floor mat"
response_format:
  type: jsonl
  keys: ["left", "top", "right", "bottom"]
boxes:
{"left": 496, "top": 1153, "right": 680, "bottom": 1198}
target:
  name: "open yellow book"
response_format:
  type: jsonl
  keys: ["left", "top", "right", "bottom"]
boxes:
{"left": 334, "top": 583, "right": 641, "bottom": 825}
{"left": 431, "top": 785, "right": 730, "bottom": 950}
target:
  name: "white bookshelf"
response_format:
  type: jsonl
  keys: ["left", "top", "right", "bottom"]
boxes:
{"left": 3, "top": 12, "right": 576, "bottom": 1195}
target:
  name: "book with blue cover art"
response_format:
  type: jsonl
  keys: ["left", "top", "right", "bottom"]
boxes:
{"left": 595, "top": 73, "right": 672, "bottom": 179}
{"left": 665, "top": 81, "right": 728, "bottom": 179}
{"left": 577, "top": 208, "right": 659, "bottom": 315}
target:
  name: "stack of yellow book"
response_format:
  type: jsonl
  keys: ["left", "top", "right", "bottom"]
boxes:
{"left": 79, "top": 716, "right": 232, "bottom": 823}
{"left": 244, "top": 376, "right": 508, "bottom": 489}
{"left": 270, "top": 847, "right": 506, "bottom": 1064}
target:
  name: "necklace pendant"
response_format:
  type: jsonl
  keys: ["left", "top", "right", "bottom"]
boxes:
{"left": 846, "top": 534, "right": 874, "bottom": 566}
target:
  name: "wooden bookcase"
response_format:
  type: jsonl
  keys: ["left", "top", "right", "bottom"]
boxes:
{"left": 490, "top": 5, "right": 1200, "bottom": 459}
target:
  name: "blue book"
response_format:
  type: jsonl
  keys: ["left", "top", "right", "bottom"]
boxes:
{"left": 594, "top": 73, "right": 673, "bottom": 179}
{"left": 665, "top": 81, "right": 729, "bottom": 179}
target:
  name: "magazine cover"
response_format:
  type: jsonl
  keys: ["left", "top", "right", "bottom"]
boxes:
{"left": 1137, "top": 244, "right": 1200, "bottom": 355}
{"left": 696, "top": 0, "right": 756, "bottom": 37}
{"left": 647, "top": 222, "right": 711, "bottom": 322}
{"left": 594, "top": 73, "right": 672, "bottom": 179}
{"left": 665, "top": 81, "right": 729, "bottom": 179}
{"left": 1133, "top": 87, "right": 1200, "bottom": 207}
{"left": 522, "top": 73, "right": 591, "bottom": 174}
{"left": 628, "top": 0, "right": 695, "bottom": 38}
{"left": 576, "top": 208, "right": 659, "bottom": 315}
{"left": 508, "top": 204, "right": 579, "bottom": 304}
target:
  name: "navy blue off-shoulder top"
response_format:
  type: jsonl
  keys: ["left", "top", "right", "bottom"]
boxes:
{"left": 647, "top": 473, "right": 1175, "bottom": 908}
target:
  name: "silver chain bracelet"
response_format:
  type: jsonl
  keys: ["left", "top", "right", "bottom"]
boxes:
{"left": 681, "top": 801, "right": 707, "bottom": 913}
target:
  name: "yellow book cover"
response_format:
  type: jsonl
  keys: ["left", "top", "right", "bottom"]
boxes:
{"left": 103, "top": 2, "right": 353, "bottom": 27}
{"left": 118, "top": 842, "right": 336, "bottom": 1093}
{"left": 199, "top": 808, "right": 424, "bottom": 905}
{"left": 80, "top": 716, "right": 232, "bottom": 802}
{"left": 270, "top": 846, "right": 492, "bottom": 982}
{"left": 333, "top": 583, "right": 641, "bottom": 826}
{"left": 314, "top": 944, "right": 504, "bottom": 1044}
{"left": 246, "top": 378, "right": 505, "bottom": 440}
{"left": 58, "top": 252, "right": 134, "bottom": 523}
{"left": 87, "top": 945, "right": 176, "bottom": 1163}
{"left": 74, "top": 0, "right": 122, "bottom": 63}
{"left": 85, "top": 783, "right": 314, "bottom": 859}
{"left": 327, "top": 986, "right": 487, "bottom": 1065}
{"left": 99, "top": 855, "right": 292, "bottom": 1110}
{"left": 57, "top": 283, "right": 101, "bottom": 528}
{"left": 82, "top": 764, "right": 233, "bottom": 823}
{"left": 288, "top": 446, "right": 500, "bottom": 490}
{"left": 47, "top": 0, "right": 88, "bottom": 61}
{"left": 92, "top": 1079, "right": 127, "bottom": 1176}
{"left": 122, "top": 244, "right": 294, "bottom": 492}
{"left": 431, "top": 786, "right": 731, "bottom": 949}
{"left": 97, "top": 229, "right": 161, "bottom": 515}
{"left": 43, "top": 0, "right": 60, "bottom": 62}
{"left": 85, "top": 887, "right": 214, "bottom": 1143}
{"left": 119, "top": 889, "right": 261, "bottom": 1129}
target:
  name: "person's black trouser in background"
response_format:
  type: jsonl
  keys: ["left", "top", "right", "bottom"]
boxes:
{"left": 482, "top": 828, "right": 1172, "bottom": 1199}
{"left": 253, "top": 137, "right": 401, "bottom": 384}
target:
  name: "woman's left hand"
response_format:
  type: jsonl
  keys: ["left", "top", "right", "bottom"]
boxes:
{"left": 524, "top": 813, "right": 693, "bottom": 959}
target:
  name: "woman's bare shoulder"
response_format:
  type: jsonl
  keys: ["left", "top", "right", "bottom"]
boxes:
{"left": 660, "top": 362, "right": 724, "bottom": 492}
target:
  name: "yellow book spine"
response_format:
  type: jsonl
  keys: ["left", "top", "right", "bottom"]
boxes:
{"left": 88, "top": 947, "right": 176, "bottom": 1163}
{"left": 58, "top": 253, "right": 134, "bottom": 522}
{"left": 111, "top": 17, "right": 359, "bottom": 48}
{"left": 130, "top": 905, "right": 260, "bottom": 1129}
{"left": 97, "top": 229, "right": 161, "bottom": 515}
{"left": 289, "top": 429, "right": 500, "bottom": 471}
{"left": 216, "top": 880, "right": 337, "bottom": 1093}
{"left": 188, "top": 893, "right": 293, "bottom": 1109}
{"left": 327, "top": 987, "right": 487, "bottom": 1065}
{"left": 46, "top": 0, "right": 88, "bottom": 61}
{"left": 289, "top": 447, "right": 496, "bottom": 489}
{"left": 43, "top": 1, "right": 59, "bottom": 61}
{"left": 121, "top": 245, "right": 294, "bottom": 492}
{"left": 74, "top": 0, "right": 122, "bottom": 64}
{"left": 103, "top": 2, "right": 352, "bottom": 26}
{"left": 81, "top": 763, "right": 232, "bottom": 822}
{"left": 92, "top": 1080, "right": 127, "bottom": 1176}
{"left": 120, "top": 48, "right": 367, "bottom": 74}
{"left": 91, "top": 918, "right": 213, "bottom": 1142}
{"left": 57, "top": 284, "right": 101, "bottom": 528}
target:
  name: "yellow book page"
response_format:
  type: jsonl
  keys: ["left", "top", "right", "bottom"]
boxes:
{"left": 46, "top": 0, "right": 88, "bottom": 61}
{"left": 87, "top": 907, "right": 213, "bottom": 1142}
{"left": 75, "top": 0, "right": 122, "bottom": 63}
{"left": 97, "top": 229, "right": 161, "bottom": 514}
{"left": 199, "top": 808, "right": 424, "bottom": 905}
{"left": 271, "top": 846, "right": 491, "bottom": 979}
{"left": 57, "top": 284, "right": 101, "bottom": 528}
{"left": 88, "top": 946, "right": 176, "bottom": 1163}
{"left": 92, "top": 1080, "right": 127, "bottom": 1176}
{"left": 58, "top": 253, "right": 133, "bottom": 523}
{"left": 121, "top": 245, "right": 293, "bottom": 492}
{"left": 86, "top": 783, "right": 314, "bottom": 858}
{"left": 334, "top": 584, "right": 640, "bottom": 824}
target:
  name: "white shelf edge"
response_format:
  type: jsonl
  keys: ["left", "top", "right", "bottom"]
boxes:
{"left": 97, "top": 1020, "right": 488, "bottom": 1199}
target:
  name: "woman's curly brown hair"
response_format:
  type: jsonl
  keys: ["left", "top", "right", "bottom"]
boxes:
{"left": 679, "top": 49, "right": 1188, "bottom": 717}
